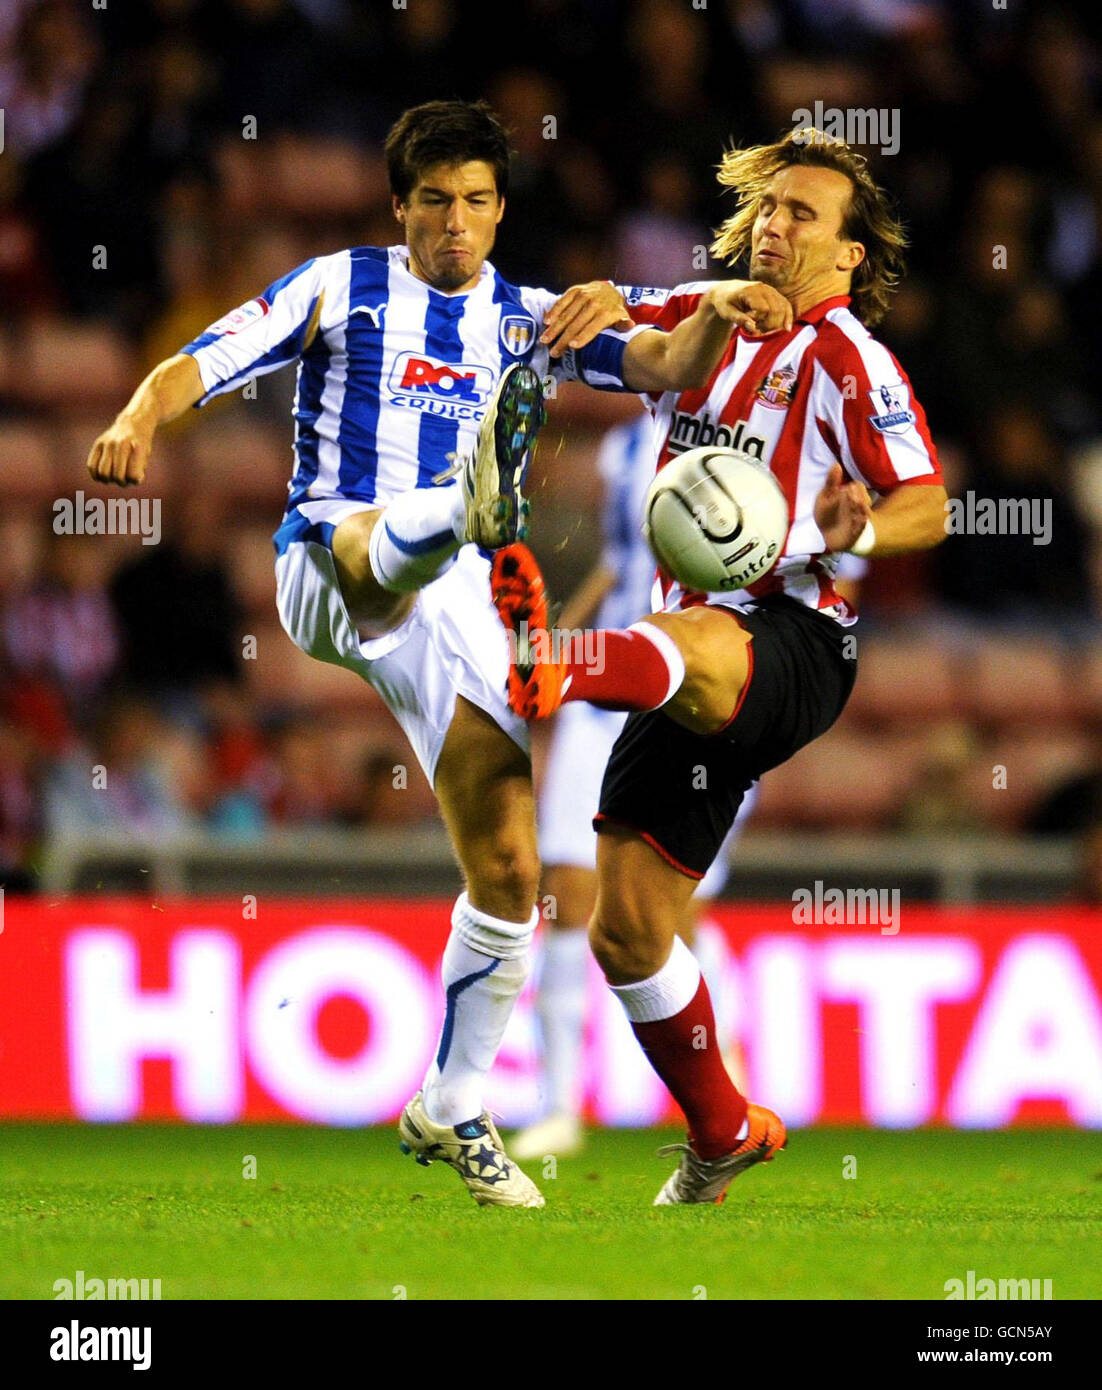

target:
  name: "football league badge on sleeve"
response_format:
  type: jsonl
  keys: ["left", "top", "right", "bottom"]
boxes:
{"left": 868, "top": 382, "right": 917, "bottom": 433}
{"left": 207, "top": 297, "right": 270, "bottom": 336}
{"left": 500, "top": 314, "right": 536, "bottom": 357}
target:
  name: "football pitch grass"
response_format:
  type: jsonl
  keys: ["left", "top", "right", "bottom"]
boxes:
{"left": 0, "top": 1123, "right": 1098, "bottom": 1301}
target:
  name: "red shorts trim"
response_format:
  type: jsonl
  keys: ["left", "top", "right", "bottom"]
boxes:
{"left": 592, "top": 813, "right": 705, "bottom": 881}
{"left": 708, "top": 606, "right": 755, "bottom": 736}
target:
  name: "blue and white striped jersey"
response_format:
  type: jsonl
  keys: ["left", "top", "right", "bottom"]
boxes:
{"left": 180, "top": 244, "right": 648, "bottom": 514}
{"left": 593, "top": 412, "right": 662, "bottom": 630}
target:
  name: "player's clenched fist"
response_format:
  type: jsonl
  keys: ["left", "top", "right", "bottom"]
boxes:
{"left": 814, "top": 462, "right": 872, "bottom": 551}
{"left": 706, "top": 279, "right": 794, "bottom": 336}
{"left": 86, "top": 354, "right": 205, "bottom": 489}
{"left": 86, "top": 415, "right": 154, "bottom": 488}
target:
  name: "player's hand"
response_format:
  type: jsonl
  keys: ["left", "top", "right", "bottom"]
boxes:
{"left": 707, "top": 280, "right": 793, "bottom": 337}
{"left": 814, "top": 463, "right": 872, "bottom": 551}
{"left": 86, "top": 414, "right": 154, "bottom": 488}
{"left": 540, "top": 281, "right": 633, "bottom": 358}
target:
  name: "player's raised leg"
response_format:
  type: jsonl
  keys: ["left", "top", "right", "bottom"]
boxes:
{"left": 335, "top": 363, "right": 544, "bottom": 623}
{"left": 397, "top": 695, "right": 544, "bottom": 1208}
{"left": 492, "top": 544, "right": 748, "bottom": 733}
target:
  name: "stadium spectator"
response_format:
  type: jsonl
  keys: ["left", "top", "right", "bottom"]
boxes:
{"left": 109, "top": 493, "right": 243, "bottom": 704}
{"left": 265, "top": 719, "right": 340, "bottom": 827}
{"left": 1, "top": 526, "right": 120, "bottom": 727}
{"left": 613, "top": 156, "right": 712, "bottom": 287}
{"left": 895, "top": 721, "right": 988, "bottom": 836}
{"left": 0, "top": 717, "right": 40, "bottom": 891}
{"left": 0, "top": 0, "right": 98, "bottom": 159}
{"left": 0, "top": 155, "right": 59, "bottom": 316}
{"left": 24, "top": 78, "right": 163, "bottom": 330}
{"left": 43, "top": 690, "right": 194, "bottom": 839}
{"left": 934, "top": 407, "right": 1094, "bottom": 622}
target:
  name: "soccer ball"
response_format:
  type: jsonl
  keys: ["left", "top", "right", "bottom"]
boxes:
{"left": 643, "top": 446, "right": 789, "bottom": 592}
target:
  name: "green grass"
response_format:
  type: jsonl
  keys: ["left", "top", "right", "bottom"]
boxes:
{"left": 0, "top": 1124, "right": 1098, "bottom": 1300}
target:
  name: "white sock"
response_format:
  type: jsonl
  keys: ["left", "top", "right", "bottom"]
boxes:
{"left": 608, "top": 935, "right": 700, "bottom": 1023}
{"left": 536, "top": 926, "right": 589, "bottom": 1116}
{"left": 422, "top": 892, "right": 537, "bottom": 1126}
{"left": 368, "top": 483, "right": 466, "bottom": 594}
{"left": 627, "top": 622, "right": 686, "bottom": 706}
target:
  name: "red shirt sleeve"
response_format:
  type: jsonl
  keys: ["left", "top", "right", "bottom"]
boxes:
{"left": 615, "top": 285, "right": 704, "bottom": 331}
{"left": 812, "top": 319, "right": 942, "bottom": 493}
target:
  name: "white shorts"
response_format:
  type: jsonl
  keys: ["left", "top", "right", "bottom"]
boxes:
{"left": 273, "top": 500, "right": 529, "bottom": 784}
{"left": 539, "top": 698, "right": 757, "bottom": 897}
{"left": 539, "top": 700, "right": 627, "bottom": 869}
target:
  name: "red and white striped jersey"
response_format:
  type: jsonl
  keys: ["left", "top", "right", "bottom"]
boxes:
{"left": 622, "top": 284, "right": 943, "bottom": 623}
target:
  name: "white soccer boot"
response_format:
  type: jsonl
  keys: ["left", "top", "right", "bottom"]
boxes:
{"left": 398, "top": 1091, "right": 545, "bottom": 1208}
{"left": 653, "top": 1104, "right": 787, "bottom": 1205}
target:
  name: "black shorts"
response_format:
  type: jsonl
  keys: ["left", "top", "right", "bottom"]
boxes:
{"left": 594, "top": 595, "right": 857, "bottom": 879}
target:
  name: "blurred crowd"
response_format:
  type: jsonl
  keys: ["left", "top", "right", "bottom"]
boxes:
{"left": 1, "top": 0, "right": 1100, "bottom": 891}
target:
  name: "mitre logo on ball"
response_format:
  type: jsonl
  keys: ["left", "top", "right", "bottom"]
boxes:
{"left": 643, "top": 446, "right": 789, "bottom": 592}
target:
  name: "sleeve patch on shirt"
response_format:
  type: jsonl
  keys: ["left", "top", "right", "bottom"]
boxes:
{"left": 206, "top": 297, "right": 271, "bottom": 337}
{"left": 867, "top": 382, "right": 916, "bottom": 433}
{"left": 624, "top": 285, "right": 669, "bottom": 305}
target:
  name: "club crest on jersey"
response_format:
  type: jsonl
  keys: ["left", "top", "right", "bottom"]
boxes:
{"left": 868, "top": 383, "right": 916, "bottom": 434}
{"left": 499, "top": 314, "right": 536, "bottom": 357}
{"left": 207, "top": 297, "right": 269, "bottom": 336}
{"left": 388, "top": 352, "right": 494, "bottom": 417}
{"left": 754, "top": 364, "right": 798, "bottom": 409}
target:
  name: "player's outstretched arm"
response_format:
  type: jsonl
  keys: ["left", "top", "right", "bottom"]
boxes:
{"left": 86, "top": 353, "right": 205, "bottom": 489}
{"left": 540, "top": 281, "right": 633, "bottom": 358}
{"left": 622, "top": 280, "right": 793, "bottom": 393}
{"left": 814, "top": 463, "right": 948, "bottom": 554}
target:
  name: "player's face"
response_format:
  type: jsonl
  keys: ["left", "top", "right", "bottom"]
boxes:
{"left": 395, "top": 160, "right": 504, "bottom": 293}
{"left": 749, "top": 166, "right": 864, "bottom": 301}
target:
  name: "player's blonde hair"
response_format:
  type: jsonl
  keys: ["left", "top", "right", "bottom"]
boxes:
{"left": 710, "top": 128, "right": 907, "bottom": 327}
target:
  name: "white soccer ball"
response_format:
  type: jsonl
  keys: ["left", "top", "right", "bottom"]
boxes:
{"left": 643, "top": 446, "right": 789, "bottom": 592}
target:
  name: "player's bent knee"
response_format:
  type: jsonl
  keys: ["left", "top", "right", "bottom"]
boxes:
{"left": 649, "top": 609, "right": 751, "bottom": 733}
{"left": 588, "top": 910, "right": 668, "bottom": 984}
{"left": 331, "top": 511, "right": 413, "bottom": 631}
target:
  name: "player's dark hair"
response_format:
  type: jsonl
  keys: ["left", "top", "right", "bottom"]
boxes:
{"left": 711, "top": 128, "right": 908, "bottom": 327}
{"left": 385, "top": 100, "right": 511, "bottom": 203}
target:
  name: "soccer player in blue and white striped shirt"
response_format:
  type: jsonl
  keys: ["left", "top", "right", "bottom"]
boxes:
{"left": 86, "top": 100, "right": 792, "bottom": 1207}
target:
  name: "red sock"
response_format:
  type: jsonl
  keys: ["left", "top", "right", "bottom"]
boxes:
{"left": 560, "top": 626, "right": 683, "bottom": 712}
{"left": 632, "top": 977, "right": 748, "bottom": 1158}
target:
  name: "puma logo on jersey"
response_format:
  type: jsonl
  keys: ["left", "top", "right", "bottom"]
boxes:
{"left": 350, "top": 303, "right": 386, "bottom": 329}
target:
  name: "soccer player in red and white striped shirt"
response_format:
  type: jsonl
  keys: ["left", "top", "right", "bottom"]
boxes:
{"left": 494, "top": 128, "right": 948, "bottom": 1204}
